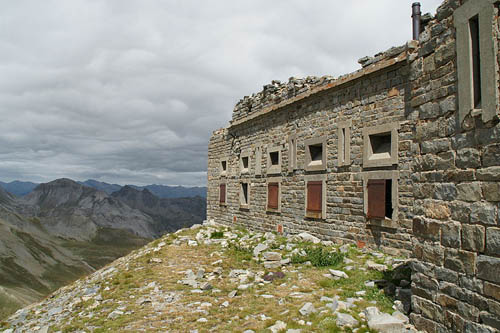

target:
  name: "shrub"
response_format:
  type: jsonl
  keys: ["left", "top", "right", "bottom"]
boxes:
{"left": 210, "top": 231, "right": 224, "bottom": 239}
{"left": 291, "top": 247, "right": 343, "bottom": 267}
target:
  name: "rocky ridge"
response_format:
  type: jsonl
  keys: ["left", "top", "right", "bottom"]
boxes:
{"left": 3, "top": 220, "right": 419, "bottom": 332}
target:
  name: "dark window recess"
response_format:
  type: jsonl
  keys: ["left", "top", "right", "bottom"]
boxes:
{"left": 309, "top": 144, "right": 322, "bottom": 161}
{"left": 367, "top": 179, "right": 393, "bottom": 219}
{"left": 307, "top": 181, "right": 322, "bottom": 216}
{"left": 221, "top": 160, "right": 227, "bottom": 171}
{"left": 242, "top": 156, "right": 249, "bottom": 169}
{"left": 342, "top": 128, "right": 346, "bottom": 162}
{"left": 369, "top": 133, "right": 391, "bottom": 155}
{"left": 267, "top": 183, "right": 279, "bottom": 209}
{"left": 470, "top": 15, "right": 481, "bottom": 109}
{"left": 241, "top": 183, "right": 248, "bottom": 205}
{"left": 270, "top": 151, "right": 279, "bottom": 165}
{"left": 219, "top": 184, "right": 226, "bottom": 204}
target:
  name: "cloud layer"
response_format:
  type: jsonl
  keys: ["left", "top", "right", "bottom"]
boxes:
{"left": 0, "top": 0, "right": 443, "bottom": 186}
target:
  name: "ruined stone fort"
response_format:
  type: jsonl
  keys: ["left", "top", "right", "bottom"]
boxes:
{"left": 207, "top": 0, "right": 500, "bottom": 331}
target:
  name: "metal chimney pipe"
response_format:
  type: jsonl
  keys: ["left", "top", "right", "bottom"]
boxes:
{"left": 412, "top": 2, "right": 422, "bottom": 40}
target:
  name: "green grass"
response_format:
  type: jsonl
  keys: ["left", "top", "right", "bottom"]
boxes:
{"left": 210, "top": 231, "right": 224, "bottom": 239}
{"left": 291, "top": 246, "right": 344, "bottom": 267}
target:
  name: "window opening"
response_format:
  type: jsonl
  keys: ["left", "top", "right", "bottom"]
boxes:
{"left": 369, "top": 133, "right": 391, "bottom": 159}
{"left": 309, "top": 144, "right": 322, "bottom": 163}
{"left": 241, "top": 183, "right": 248, "bottom": 205}
{"left": 385, "top": 179, "right": 393, "bottom": 219}
{"left": 242, "top": 156, "right": 249, "bottom": 169}
{"left": 221, "top": 160, "right": 227, "bottom": 172}
{"left": 270, "top": 151, "right": 279, "bottom": 166}
{"left": 342, "top": 128, "right": 346, "bottom": 162}
{"left": 470, "top": 15, "right": 481, "bottom": 109}
{"left": 307, "top": 181, "right": 322, "bottom": 217}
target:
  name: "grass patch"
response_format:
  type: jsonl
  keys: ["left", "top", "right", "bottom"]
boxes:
{"left": 291, "top": 246, "right": 343, "bottom": 267}
{"left": 210, "top": 231, "right": 224, "bottom": 239}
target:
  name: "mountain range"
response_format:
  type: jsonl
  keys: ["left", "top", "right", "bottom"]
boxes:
{"left": 0, "top": 178, "right": 206, "bottom": 319}
{"left": 0, "top": 179, "right": 207, "bottom": 198}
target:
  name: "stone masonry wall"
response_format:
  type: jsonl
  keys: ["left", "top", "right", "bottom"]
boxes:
{"left": 208, "top": 54, "right": 416, "bottom": 257}
{"left": 207, "top": 0, "right": 500, "bottom": 331}
{"left": 409, "top": 0, "right": 500, "bottom": 332}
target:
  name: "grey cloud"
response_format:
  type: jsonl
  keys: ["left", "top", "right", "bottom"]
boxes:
{"left": 0, "top": 0, "right": 443, "bottom": 186}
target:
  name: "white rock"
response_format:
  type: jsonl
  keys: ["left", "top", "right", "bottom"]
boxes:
{"left": 366, "top": 260, "right": 388, "bottom": 271}
{"left": 365, "top": 281, "right": 375, "bottom": 288}
{"left": 263, "top": 251, "right": 282, "bottom": 261}
{"left": 336, "top": 313, "right": 358, "bottom": 327}
{"left": 269, "top": 320, "right": 287, "bottom": 333}
{"left": 299, "top": 302, "right": 316, "bottom": 316}
{"left": 188, "top": 240, "right": 198, "bottom": 246}
{"left": 329, "top": 269, "right": 348, "bottom": 279}
{"left": 264, "top": 261, "right": 282, "bottom": 269}
{"left": 228, "top": 290, "right": 237, "bottom": 298}
{"left": 297, "top": 232, "right": 320, "bottom": 244}
{"left": 108, "top": 310, "right": 124, "bottom": 319}
{"left": 197, "top": 318, "right": 208, "bottom": 322}
{"left": 237, "top": 284, "right": 251, "bottom": 290}
{"left": 253, "top": 243, "right": 268, "bottom": 257}
{"left": 356, "top": 290, "right": 366, "bottom": 296}
{"left": 286, "top": 330, "right": 301, "bottom": 333}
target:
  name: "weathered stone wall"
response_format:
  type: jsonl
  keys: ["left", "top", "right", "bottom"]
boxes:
{"left": 208, "top": 49, "right": 416, "bottom": 257}
{"left": 207, "top": 0, "right": 500, "bottom": 331}
{"left": 409, "top": 0, "right": 500, "bottom": 332}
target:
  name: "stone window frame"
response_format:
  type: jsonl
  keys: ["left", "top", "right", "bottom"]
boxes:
{"left": 266, "top": 176, "right": 282, "bottom": 213}
{"left": 239, "top": 150, "right": 251, "bottom": 175}
{"left": 239, "top": 180, "right": 250, "bottom": 209}
{"left": 304, "top": 136, "right": 327, "bottom": 172}
{"left": 219, "top": 182, "right": 227, "bottom": 207}
{"left": 220, "top": 157, "right": 228, "bottom": 177}
{"left": 337, "top": 120, "right": 352, "bottom": 167}
{"left": 266, "top": 145, "right": 281, "bottom": 175}
{"left": 362, "top": 122, "right": 399, "bottom": 168}
{"left": 304, "top": 174, "right": 327, "bottom": 219}
{"left": 455, "top": 0, "right": 498, "bottom": 125}
{"left": 362, "top": 171, "right": 399, "bottom": 227}
{"left": 255, "top": 144, "right": 262, "bottom": 176}
{"left": 288, "top": 134, "right": 297, "bottom": 172}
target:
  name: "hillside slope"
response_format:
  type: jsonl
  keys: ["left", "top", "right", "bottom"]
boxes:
{"left": 111, "top": 185, "right": 206, "bottom": 233}
{"left": 3, "top": 222, "right": 417, "bottom": 333}
{"left": 24, "top": 179, "right": 158, "bottom": 241}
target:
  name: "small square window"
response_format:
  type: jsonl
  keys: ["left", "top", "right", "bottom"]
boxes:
{"left": 267, "top": 146, "right": 281, "bottom": 174}
{"left": 305, "top": 136, "right": 327, "bottom": 171}
{"left": 240, "top": 151, "right": 251, "bottom": 174}
{"left": 240, "top": 182, "right": 249, "bottom": 208}
{"left": 363, "top": 123, "right": 399, "bottom": 168}
{"left": 220, "top": 159, "right": 228, "bottom": 176}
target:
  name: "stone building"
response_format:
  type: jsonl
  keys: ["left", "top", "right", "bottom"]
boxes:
{"left": 207, "top": 0, "right": 500, "bottom": 331}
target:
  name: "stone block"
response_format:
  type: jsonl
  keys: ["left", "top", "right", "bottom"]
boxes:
{"left": 482, "top": 144, "right": 500, "bottom": 167}
{"left": 413, "top": 217, "right": 441, "bottom": 241}
{"left": 457, "top": 300, "right": 480, "bottom": 321}
{"left": 464, "top": 321, "right": 497, "bottom": 333}
{"left": 412, "top": 296, "right": 444, "bottom": 322}
{"left": 462, "top": 224, "right": 485, "bottom": 252}
{"left": 477, "top": 255, "right": 500, "bottom": 284}
{"left": 424, "top": 200, "right": 451, "bottom": 220}
{"left": 477, "top": 167, "right": 500, "bottom": 181}
{"left": 484, "top": 282, "right": 500, "bottom": 301}
{"left": 432, "top": 183, "right": 457, "bottom": 201}
{"left": 486, "top": 227, "right": 500, "bottom": 256}
{"left": 444, "top": 248, "right": 476, "bottom": 275}
{"left": 456, "top": 148, "right": 481, "bottom": 169}
{"left": 415, "top": 242, "right": 444, "bottom": 266}
{"left": 456, "top": 182, "right": 483, "bottom": 202}
{"left": 421, "top": 139, "right": 450, "bottom": 154}
{"left": 483, "top": 182, "right": 500, "bottom": 202}
{"left": 436, "top": 293, "right": 458, "bottom": 309}
{"left": 441, "top": 221, "right": 461, "bottom": 248}
{"left": 449, "top": 201, "right": 471, "bottom": 223}
{"left": 435, "top": 266, "right": 458, "bottom": 283}
{"left": 458, "top": 276, "right": 483, "bottom": 294}
{"left": 470, "top": 202, "right": 497, "bottom": 225}
{"left": 480, "top": 311, "right": 500, "bottom": 331}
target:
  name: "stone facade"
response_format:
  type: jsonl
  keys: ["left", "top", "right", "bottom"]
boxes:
{"left": 207, "top": 0, "right": 500, "bottom": 331}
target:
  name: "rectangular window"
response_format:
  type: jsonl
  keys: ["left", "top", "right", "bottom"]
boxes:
{"left": 267, "top": 146, "right": 281, "bottom": 174}
{"left": 255, "top": 145, "right": 262, "bottom": 175}
{"left": 267, "top": 182, "right": 279, "bottom": 209}
{"left": 470, "top": 15, "right": 481, "bottom": 109}
{"left": 363, "top": 122, "right": 399, "bottom": 168}
{"left": 307, "top": 181, "right": 322, "bottom": 218}
{"left": 220, "top": 159, "right": 228, "bottom": 176}
{"left": 240, "top": 151, "right": 251, "bottom": 174}
{"left": 242, "top": 157, "right": 249, "bottom": 169}
{"left": 305, "top": 136, "right": 327, "bottom": 171}
{"left": 219, "top": 184, "right": 226, "bottom": 205}
{"left": 240, "top": 182, "right": 249, "bottom": 208}
{"left": 288, "top": 135, "right": 297, "bottom": 172}
{"left": 367, "top": 179, "right": 393, "bottom": 219}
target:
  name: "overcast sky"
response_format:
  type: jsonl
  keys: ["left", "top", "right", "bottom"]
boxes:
{"left": 0, "top": 0, "right": 443, "bottom": 186}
